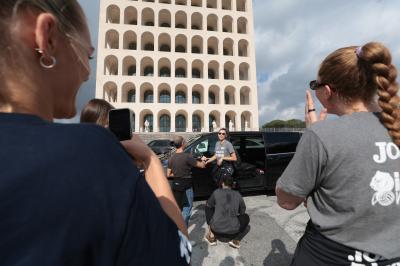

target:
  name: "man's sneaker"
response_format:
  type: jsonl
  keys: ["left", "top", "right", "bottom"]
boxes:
{"left": 204, "top": 233, "right": 217, "bottom": 246}
{"left": 228, "top": 240, "right": 240, "bottom": 249}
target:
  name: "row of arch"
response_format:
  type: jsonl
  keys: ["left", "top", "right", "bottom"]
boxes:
{"left": 127, "top": 109, "right": 252, "bottom": 132}
{"left": 127, "top": 0, "right": 247, "bottom": 12}
{"left": 103, "top": 82, "right": 251, "bottom": 105}
{"left": 106, "top": 6, "right": 248, "bottom": 33}
{"left": 104, "top": 56, "right": 250, "bottom": 80}
{"left": 105, "top": 31, "right": 249, "bottom": 57}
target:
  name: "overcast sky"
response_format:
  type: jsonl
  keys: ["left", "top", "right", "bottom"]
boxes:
{"left": 73, "top": 0, "right": 400, "bottom": 126}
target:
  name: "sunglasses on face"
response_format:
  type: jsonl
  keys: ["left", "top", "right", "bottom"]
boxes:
{"left": 309, "top": 80, "right": 326, "bottom": 91}
{"left": 218, "top": 132, "right": 226, "bottom": 136}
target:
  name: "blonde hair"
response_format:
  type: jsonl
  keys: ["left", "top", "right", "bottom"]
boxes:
{"left": 319, "top": 42, "right": 400, "bottom": 147}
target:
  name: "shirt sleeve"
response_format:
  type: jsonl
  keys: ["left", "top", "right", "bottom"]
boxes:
{"left": 276, "top": 129, "right": 328, "bottom": 198}
{"left": 115, "top": 177, "right": 190, "bottom": 265}
{"left": 207, "top": 191, "right": 216, "bottom": 208}
{"left": 227, "top": 142, "right": 235, "bottom": 155}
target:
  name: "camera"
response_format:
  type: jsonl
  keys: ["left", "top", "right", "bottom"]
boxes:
{"left": 108, "top": 108, "right": 133, "bottom": 141}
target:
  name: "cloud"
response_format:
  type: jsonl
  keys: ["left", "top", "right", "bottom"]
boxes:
{"left": 254, "top": 0, "right": 400, "bottom": 125}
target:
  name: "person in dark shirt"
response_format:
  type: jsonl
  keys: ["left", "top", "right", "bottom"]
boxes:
{"left": 167, "top": 135, "right": 205, "bottom": 226}
{"left": 204, "top": 175, "right": 249, "bottom": 249}
{"left": 0, "top": 1, "right": 190, "bottom": 265}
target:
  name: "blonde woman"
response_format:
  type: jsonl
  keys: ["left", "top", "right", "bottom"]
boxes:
{"left": 0, "top": 1, "right": 189, "bottom": 265}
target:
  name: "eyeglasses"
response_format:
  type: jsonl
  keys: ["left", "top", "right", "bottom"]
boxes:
{"left": 309, "top": 80, "right": 326, "bottom": 91}
{"left": 218, "top": 132, "right": 226, "bottom": 136}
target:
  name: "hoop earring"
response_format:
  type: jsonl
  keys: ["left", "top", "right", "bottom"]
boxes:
{"left": 35, "top": 48, "right": 57, "bottom": 69}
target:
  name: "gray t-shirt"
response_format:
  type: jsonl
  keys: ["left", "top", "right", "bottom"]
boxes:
{"left": 207, "top": 188, "right": 246, "bottom": 234}
{"left": 277, "top": 112, "right": 400, "bottom": 259}
{"left": 214, "top": 140, "right": 235, "bottom": 160}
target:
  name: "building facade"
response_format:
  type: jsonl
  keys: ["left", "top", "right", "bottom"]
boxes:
{"left": 96, "top": 0, "right": 259, "bottom": 132}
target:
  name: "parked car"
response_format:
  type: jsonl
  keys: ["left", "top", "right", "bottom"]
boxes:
{"left": 147, "top": 139, "right": 173, "bottom": 155}
{"left": 179, "top": 131, "right": 302, "bottom": 198}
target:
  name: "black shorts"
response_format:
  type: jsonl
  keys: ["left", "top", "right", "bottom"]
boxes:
{"left": 291, "top": 221, "right": 400, "bottom": 266}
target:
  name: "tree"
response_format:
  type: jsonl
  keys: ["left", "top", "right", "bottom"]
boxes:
{"left": 262, "top": 119, "right": 305, "bottom": 128}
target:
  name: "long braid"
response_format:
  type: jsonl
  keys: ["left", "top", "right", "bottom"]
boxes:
{"left": 360, "top": 42, "right": 400, "bottom": 147}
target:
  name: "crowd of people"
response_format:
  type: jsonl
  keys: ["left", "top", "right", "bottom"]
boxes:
{"left": 0, "top": 0, "right": 399, "bottom": 265}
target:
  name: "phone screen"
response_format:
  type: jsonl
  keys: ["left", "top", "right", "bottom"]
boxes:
{"left": 108, "top": 109, "right": 133, "bottom": 141}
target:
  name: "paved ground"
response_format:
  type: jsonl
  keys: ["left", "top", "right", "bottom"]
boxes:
{"left": 189, "top": 195, "right": 309, "bottom": 266}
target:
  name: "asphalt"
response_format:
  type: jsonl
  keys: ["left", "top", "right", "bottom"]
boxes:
{"left": 189, "top": 195, "right": 309, "bottom": 266}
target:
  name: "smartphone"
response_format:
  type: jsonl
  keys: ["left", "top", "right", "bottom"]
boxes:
{"left": 108, "top": 108, "right": 133, "bottom": 141}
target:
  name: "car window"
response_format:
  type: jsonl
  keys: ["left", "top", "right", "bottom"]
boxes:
{"left": 192, "top": 135, "right": 218, "bottom": 156}
{"left": 265, "top": 133, "right": 301, "bottom": 154}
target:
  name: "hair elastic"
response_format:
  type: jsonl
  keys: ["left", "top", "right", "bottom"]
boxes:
{"left": 355, "top": 46, "right": 363, "bottom": 58}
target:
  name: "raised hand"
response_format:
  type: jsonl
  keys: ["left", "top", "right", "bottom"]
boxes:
{"left": 305, "top": 90, "right": 327, "bottom": 127}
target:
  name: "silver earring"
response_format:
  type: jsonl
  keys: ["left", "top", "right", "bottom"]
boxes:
{"left": 35, "top": 48, "right": 57, "bottom": 69}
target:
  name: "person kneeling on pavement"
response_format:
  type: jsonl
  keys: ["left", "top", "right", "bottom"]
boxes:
{"left": 204, "top": 175, "right": 249, "bottom": 249}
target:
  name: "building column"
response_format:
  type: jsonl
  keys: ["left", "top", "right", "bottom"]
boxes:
{"left": 153, "top": 111, "right": 159, "bottom": 133}
{"left": 187, "top": 112, "right": 192, "bottom": 132}
{"left": 171, "top": 111, "right": 176, "bottom": 132}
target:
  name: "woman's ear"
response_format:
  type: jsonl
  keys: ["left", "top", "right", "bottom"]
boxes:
{"left": 35, "top": 13, "right": 58, "bottom": 56}
{"left": 323, "top": 85, "right": 334, "bottom": 100}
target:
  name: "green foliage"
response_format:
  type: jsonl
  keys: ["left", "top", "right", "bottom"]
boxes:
{"left": 262, "top": 119, "right": 305, "bottom": 128}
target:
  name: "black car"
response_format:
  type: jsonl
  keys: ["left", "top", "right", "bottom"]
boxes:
{"left": 148, "top": 139, "right": 173, "bottom": 155}
{"left": 181, "top": 131, "right": 302, "bottom": 198}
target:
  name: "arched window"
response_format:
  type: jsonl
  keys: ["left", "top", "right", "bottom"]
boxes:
{"left": 144, "top": 90, "right": 154, "bottom": 103}
{"left": 160, "top": 44, "right": 170, "bottom": 52}
{"left": 175, "top": 115, "right": 186, "bottom": 132}
{"left": 144, "top": 114, "right": 153, "bottom": 132}
{"left": 209, "top": 114, "right": 216, "bottom": 132}
{"left": 127, "top": 89, "right": 136, "bottom": 102}
{"left": 192, "top": 115, "right": 201, "bottom": 132}
{"left": 208, "top": 92, "right": 216, "bottom": 104}
{"left": 192, "top": 46, "right": 200, "bottom": 53}
{"left": 207, "top": 69, "right": 215, "bottom": 79}
{"left": 106, "top": 5, "right": 120, "bottom": 24}
{"left": 159, "top": 115, "right": 171, "bottom": 132}
{"left": 159, "top": 90, "right": 171, "bottom": 103}
{"left": 175, "top": 68, "right": 186, "bottom": 78}
{"left": 192, "top": 92, "right": 201, "bottom": 104}
{"left": 176, "top": 45, "right": 186, "bottom": 53}
{"left": 175, "top": 91, "right": 186, "bottom": 103}
{"left": 159, "top": 67, "right": 170, "bottom": 77}
{"left": 192, "top": 69, "right": 201, "bottom": 78}
{"left": 144, "top": 66, "right": 154, "bottom": 76}
{"left": 127, "top": 65, "right": 136, "bottom": 76}
{"left": 144, "top": 43, "right": 154, "bottom": 51}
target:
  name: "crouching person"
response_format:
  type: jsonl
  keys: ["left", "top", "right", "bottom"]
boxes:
{"left": 204, "top": 175, "right": 249, "bottom": 248}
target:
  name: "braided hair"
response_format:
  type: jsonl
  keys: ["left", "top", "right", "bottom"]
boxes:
{"left": 318, "top": 42, "right": 400, "bottom": 147}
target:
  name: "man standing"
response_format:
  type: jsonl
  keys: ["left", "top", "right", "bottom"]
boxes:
{"left": 167, "top": 136, "right": 205, "bottom": 226}
{"left": 203, "top": 128, "right": 237, "bottom": 185}
{"left": 204, "top": 175, "right": 249, "bottom": 248}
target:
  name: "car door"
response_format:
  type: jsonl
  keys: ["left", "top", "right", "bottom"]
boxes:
{"left": 265, "top": 133, "right": 301, "bottom": 188}
{"left": 188, "top": 134, "right": 218, "bottom": 198}
{"left": 230, "top": 134, "right": 266, "bottom": 191}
